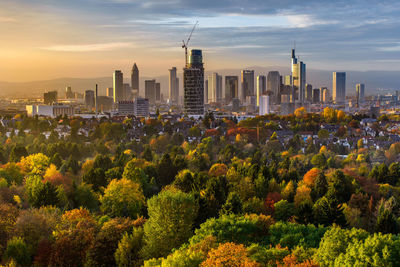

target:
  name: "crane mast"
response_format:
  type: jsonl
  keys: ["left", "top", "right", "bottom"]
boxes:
{"left": 182, "top": 21, "right": 198, "bottom": 67}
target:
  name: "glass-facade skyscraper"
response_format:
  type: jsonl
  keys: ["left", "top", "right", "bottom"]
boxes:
{"left": 184, "top": 49, "right": 204, "bottom": 115}
{"left": 333, "top": 72, "right": 346, "bottom": 104}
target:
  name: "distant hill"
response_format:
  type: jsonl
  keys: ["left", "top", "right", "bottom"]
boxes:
{"left": 0, "top": 68, "right": 398, "bottom": 99}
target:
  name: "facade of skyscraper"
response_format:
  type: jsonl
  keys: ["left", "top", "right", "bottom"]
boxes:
{"left": 184, "top": 49, "right": 204, "bottom": 115}
{"left": 259, "top": 95, "right": 270, "bottom": 116}
{"left": 123, "top": 83, "right": 132, "bottom": 101}
{"left": 113, "top": 70, "right": 124, "bottom": 103}
{"left": 356, "top": 83, "right": 365, "bottom": 106}
{"left": 208, "top": 73, "right": 222, "bottom": 103}
{"left": 241, "top": 70, "right": 254, "bottom": 102}
{"left": 284, "top": 75, "right": 292, "bottom": 86}
{"left": 155, "top": 82, "right": 161, "bottom": 103}
{"left": 257, "top": 75, "right": 266, "bottom": 106}
{"left": 306, "top": 84, "right": 313, "bottom": 102}
{"left": 225, "top": 76, "right": 238, "bottom": 104}
{"left": 312, "top": 88, "right": 320, "bottom": 104}
{"left": 168, "top": 67, "right": 179, "bottom": 104}
{"left": 291, "top": 49, "right": 306, "bottom": 104}
{"left": 131, "top": 63, "right": 139, "bottom": 96}
{"left": 145, "top": 79, "right": 157, "bottom": 105}
{"left": 65, "top": 86, "right": 74, "bottom": 99}
{"left": 84, "top": 90, "right": 95, "bottom": 109}
{"left": 321, "top": 87, "right": 329, "bottom": 103}
{"left": 333, "top": 72, "right": 346, "bottom": 104}
{"left": 106, "top": 87, "right": 113, "bottom": 98}
{"left": 267, "top": 71, "right": 280, "bottom": 104}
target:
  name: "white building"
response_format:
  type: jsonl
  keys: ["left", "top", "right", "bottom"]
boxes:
{"left": 26, "top": 105, "right": 75, "bottom": 117}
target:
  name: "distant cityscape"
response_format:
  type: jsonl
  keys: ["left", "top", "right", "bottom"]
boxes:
{"left": 0, "top": 45, "right": 398, "bottom": 119}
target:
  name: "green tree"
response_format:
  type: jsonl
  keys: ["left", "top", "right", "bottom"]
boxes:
{"left": 220, "top": 192, "right": 243, "bottom": 215}
{"left": 142, "top": 189, "right": 198, "bottom": 259}
{"left": 115, "top": 227, "right": 144, "bottom": 267}
{"left": 4, "top": 237, "right": 31, "bottom": 267}
{"left": 100, "top": 178, "right": 145, "bottom": 218}
{"left": 274, "top": 200, "right": 295, "bottom": 221}
{"left": 313, "top": 195, "right": 346, "bottom": 226}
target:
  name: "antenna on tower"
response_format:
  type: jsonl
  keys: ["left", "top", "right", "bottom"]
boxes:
{"left": 182, "top": 21, "right": 198, "bottom": 67}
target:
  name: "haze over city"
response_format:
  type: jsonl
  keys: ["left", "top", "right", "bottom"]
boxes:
{"left": 1, "top": 0, "right": 400, "bottom": 84}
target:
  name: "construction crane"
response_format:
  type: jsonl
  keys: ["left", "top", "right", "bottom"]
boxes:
{"left": 182, "top": 21, "right": 198, "bottom": 67}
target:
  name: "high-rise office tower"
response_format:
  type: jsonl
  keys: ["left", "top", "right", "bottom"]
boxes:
{"left": 312, "top": 88, "right": 320, "bottom": 104}
{"left": 321, "top": 87, "right": 329, "bottom": 103}
{"left": 333, "top": 72, "right": 346, "bottom": 104}
{"left": 291, "top": 49, "right": 306, "bottom": 104}
{"left": 131, "top": 63, "right": 139, "bottom": 96}
{"left": 155, "top": 82, "right": 161, "bottom": 103}
{"left": 184, "top": 49, "right": 204, "bottom": 115}
{"left": 241, "top": 70, "right": 254, "bottom": 102}
{"left": 145, "top": 79, "right": 157, "bottom": 105}
{"left": 306, "top": 84, "right": 313, "bottom": 102}
{"left": 106, "top": 87, "right": 113, "bottom": 98}
{"left": 267, "top": 71, "right": 280, "bottom": 104}
{"left": 257, "top": 75, "right": 266, "bottom": 106}
{"left": 225, "top": 76, "right": 239, "bottom": 103}
{"left": 284, "top": 75, "right": 292, "bottom": 86}
{"left": 259, "top": 95, "right": 270, "bottom": 115}
{"left": 123, "top": 83, "right": 132, "bottom": 101}
{"left": 204, "top": 80, "right": 208, "bottom": 104}
{"left": 208, "top": 73, "right": 222, "bottom": 103}
{"left": 84, "top": 90, "right": 95, "bottom": 109}
{"left": 356, "top": 83, "right": 365, "bottom": 106}
{"left": 113, "top": 70, "right": 124, "bottom": 103}
{"left": 65, "top": 87, "right": 74, "bottom": 99}
{"left": 169, "top": 67, "right": 179, "bottom": 104}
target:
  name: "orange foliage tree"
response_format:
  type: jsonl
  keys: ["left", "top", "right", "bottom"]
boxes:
{"left": 201, "top": 242, "right": 259, "bottom": 267}
{"left": 303, "top": 168, "right": 322, "bottom": 187}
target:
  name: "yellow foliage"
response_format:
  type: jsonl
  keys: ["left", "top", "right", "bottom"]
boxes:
{"left": 294, "top": 107, "right": 307, "bottom": 118}
{"left": 294, "top": 185, "right": 312, "bottom": 207}
{"left": 209, "top": 163, "right": 228, "bottom": 177}
{"left": 319, "top": 146, "right": 328, "bottom": 154}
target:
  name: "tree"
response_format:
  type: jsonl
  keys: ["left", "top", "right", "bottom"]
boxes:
{"left": 294, "top": 107, "right": 307, "bottom": 118}
{"left": 100, "top": 178, "right": 145, "bottom": 218}
{"left": 9, "top": 145, "right": 28, "bottom": 162}
{"left": 317, "top": 129, "right": 329, "bottom": 139}
{"left": 141, "top": 146, "right": 153, "bottom": 162}
{"left": 4, "top": 237, "right": 31, "bottom": 267}
{"left": 73, "top": 183, "right": 99, "bottom": 212}
{"left": 157, "top": 153, "right": 176, "bottom": 186}
{"left": 313, "top": 196, "right": 346, "bottom": 226}
{"left": 274, "top": 200, "right": 295, "bottom": 221}
{"left": 85, "top": 218, "right": 135, "bottom": 267}
{"left": 25, "top": 176, "right": 60, "bottom": 208}
{"left": 115, "top": 228, "right": 144, "bottom": 267}
{"left": 201, "top": 242, "right": 258, "bottom": 267}
{"left": 311, "top": 172, "right": 328, "bottom": 201}
{"left": 20, "top": 153, "right": 50, "bottom": 176}
{"left": 83, "top": 167, "right": 107, "bottom": 191}
{"left": 220, "top": 192, "right": 243, "bottom": 215}
{"left": 142, "top": 189, "right": 198, "bottom": 259}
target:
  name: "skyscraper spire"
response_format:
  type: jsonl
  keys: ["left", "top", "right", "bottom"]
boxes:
{"left": 131, "top": 63, "right": 139, "bottom": 96}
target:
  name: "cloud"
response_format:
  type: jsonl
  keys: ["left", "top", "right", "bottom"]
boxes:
{"left": 42, "top": 42, "right": 134, "bottom": 52}
{"left": 0, "top": 16, "right": 17, "bottom": 22}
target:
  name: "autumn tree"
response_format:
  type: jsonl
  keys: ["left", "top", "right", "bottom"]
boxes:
{"left": 142, "top": 189, "right": 198, "bottom": 259}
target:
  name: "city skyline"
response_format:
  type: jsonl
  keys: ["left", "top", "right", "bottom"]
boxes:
{"left": 1, "top": 0, "right": 400, "bottom": 83}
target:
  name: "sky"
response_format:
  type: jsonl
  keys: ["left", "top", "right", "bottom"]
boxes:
{"left": 1, "top": 0, "right": 400, "bottom": 82}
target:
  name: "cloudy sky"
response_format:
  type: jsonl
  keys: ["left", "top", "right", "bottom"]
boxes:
{"left": 1, "top": 0, "right": 400, "bottom": 81}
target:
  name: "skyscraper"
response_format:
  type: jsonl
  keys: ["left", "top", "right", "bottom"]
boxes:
{"left": 84, "top": 90, "right": 95, "bottom": 109}
{"left": 113, "top": 70, "right": 124, "bottom": 103}
{"left": 291, "top": 49, "right": 306, "bottom": 104}
{"left": 155, "top": 82, "right": 161, "bottom": 103}
{"left": 131, "top": 63, "right": 139, "bottom": 96}
{"left": 333, "top": 72, "right": 346, "bottom": 104}
{"left": 267, "top": 71, "right": 280, "bottom": 104}
{"left": 305, "top": 84, "right": 313, "bottom": 102}
{"left": 145, "top": 79, "right": 157, "bottom": 105}
{"left": 257, "top": 75, "right": 266, "bottom": 106}
{"left": 208, "top": 73, "right": 222, "bottom": 103}
{"left": 225, "top": 76, "right": 238, "bottom": 103}
{"left": 169, "top": 67, "right": 179, "bottom": 104}
{"left": 65, "top": 86, "right": 74, "bottom": 99}
{"left": 241, "top": 70, "right": 254, "bottom": 102}
{"left": 123, "top": 83, "right": 132, "bottom": 100}
{"left": 312, "top": 88, "right": 320, "bottom": 104}
{"left": 106, "top": 87, "right": 113, "bottom": 98}
{"left": 356, "top": 83, "right": 365, "bottom": 106}
{"left": 321, "top": 87, "right": 329, "bottom": 103}
{"left": 184, "top": 49, "right": 204, "bottom": 115}
{"left": 259, "top": 95, "right": 270, "bottom": 116}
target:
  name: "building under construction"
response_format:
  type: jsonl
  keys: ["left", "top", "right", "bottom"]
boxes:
{"left": 184, "top": 49, "right": 204, "bottom": 115}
